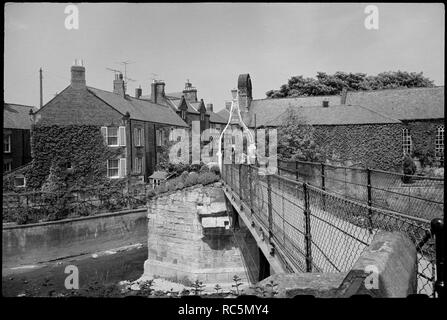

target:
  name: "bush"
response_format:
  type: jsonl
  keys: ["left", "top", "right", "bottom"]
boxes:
{"left": 180, "top": 171, "right": 189, "bottom": 182}
{"left": 185, "top": 172, "right": 199, "bottom": 187}
{"left": 209, "top": 165, "right": 220, "bottom": 176}
{"left": 402, "top": 155, "right": 416, "bottom": 183}
{"left": 199, "top": 164, "right": 209, "bottom": 174}
{"left": 198, "top": 172, "right": 219, "bottom": 186}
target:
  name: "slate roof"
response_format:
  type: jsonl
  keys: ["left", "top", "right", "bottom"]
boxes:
{"left": 246, "top": 95, "right": 341, "bottom": 127}
{"left": 167, "top": 98, "right": 200, "bottom": 114}
{"left": 87, "top": 87, "right": 188, "bottom": 127}
{"left": 345, "top": 86, "right": 444, "bottom": 121}
{"left": 216, "top": 108, "right": 230, "bottom": 122}
{"left": 208, "top": 111, "right": 227, "bottom": 124}
{"left": 165, "top": 92, "right": 184, "bottom": 99}
{"left": 4, "top": 103, "right": 37, "bottom": 130}
{"left": 267, "top": 104, "right": 401, "bottom": 127}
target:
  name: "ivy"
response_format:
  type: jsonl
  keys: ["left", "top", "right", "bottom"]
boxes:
{"left": 26, "top": 125, "right": 121, "bottom": 190}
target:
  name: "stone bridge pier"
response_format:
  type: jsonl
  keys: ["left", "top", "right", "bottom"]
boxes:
{"left": 143, "top": 182, "right": 271, "bottom": 286}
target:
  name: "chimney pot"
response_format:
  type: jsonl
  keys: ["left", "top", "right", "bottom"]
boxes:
{"left": 135, "top": 86, "right": 142, "bottom": 99}
{"left": 206, "top": 103, "right": 214, "bottom": 113}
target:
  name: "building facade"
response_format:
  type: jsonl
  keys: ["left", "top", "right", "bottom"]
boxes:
{"left": 3, "top": 103, "right": 35, "bottom": 176}
{"left": 218, "top": 74, "right": 444, "bottom": 171}
{"left": 33, "top": 64, "right": 188, "bottom": 185}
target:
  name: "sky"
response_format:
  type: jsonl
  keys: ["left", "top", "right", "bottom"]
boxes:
{"left": 4, "top": 3, "right": 445, "bottom": 112}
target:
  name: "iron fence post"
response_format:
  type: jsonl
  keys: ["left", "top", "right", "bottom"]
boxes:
{"left": 239, "top": 164, "right": 243, "bottom": 202}
{"left": 321, "top": 163, "right": 326, "bottom": 211}
{"left": 248, "top": 166, "right": 254, "bottom": 214}
{"left": 267, "top": 174, "right": 273, "bottom": 242}
{"left": 295, "top": 161, "right": 299, "bottom": 180}
{"left": 431, "top": 218, "right": 445, "bottom": 298}
{"left": 366, "top": 167, "right": 373, "bottom": 233}
{"left": 303, "top": 183, "right": 313, "bottom": 272}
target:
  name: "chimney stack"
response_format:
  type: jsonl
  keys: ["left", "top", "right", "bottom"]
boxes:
{"left": 183, "top": 79, "right": 198, "bottom": 102}
{"left": 151, "top": 80, "right": 165, "bottom": 104}
{"left": 113, "top": 73, "right": 125, "bottom": 97}
{"left": 135, "top": 86, "right": 142, "bottom": 99}
{"left": 341, "top": 87, "right": 348, "bottom": 105}
{"left": 322, "top": 100, "right": 329, "bottom": 108}
{"left": 70, "top": 62, "right": 86, "bottom": 89}
{"left": 206, "top": 103, "right": 214, "bottom": 113}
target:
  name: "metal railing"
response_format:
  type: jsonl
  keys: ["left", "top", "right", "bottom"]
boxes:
{"left": 222, "top": 163, "right": 442, "bottom": 297}
{"left": 277, "top": 159, "right": 444, "bottom": 222}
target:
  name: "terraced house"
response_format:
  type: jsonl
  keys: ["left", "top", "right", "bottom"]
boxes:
{"left": 33, "top": 63, "right": 188, "bottom": 184}
{"left": 218, "top": 74, "right": 444, "bottom": 171}
{"left": 3, "top": 103, "right": 36, "bottom": 179}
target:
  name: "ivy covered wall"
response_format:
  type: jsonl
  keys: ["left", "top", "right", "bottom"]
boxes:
{"left": 314, "top": 123, "right": 404, "bottom": 171}
{"left": 406, "top": 119, "right": 444, "bottom": 165}
{"left": 25, "top": 124, "right": 124, "bottom": 190}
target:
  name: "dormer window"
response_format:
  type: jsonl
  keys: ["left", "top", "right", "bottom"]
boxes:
{"left": 181, "top": 110, "right": 186, "bottom": 120}
{"left": 200, "top": 113, "right": 205, "bottom": 121}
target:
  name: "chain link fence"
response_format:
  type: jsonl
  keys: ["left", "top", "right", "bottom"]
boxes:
{"left": 277, "top": 159, "right": 444, "bottom": 221}
{"left": 222, "top": 163, "right": 439, "bottom": 297}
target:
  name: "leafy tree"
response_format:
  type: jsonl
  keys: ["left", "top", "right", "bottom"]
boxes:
{"left": 266, "top": 71, "right": 434, "bottom": 98}
{"left": 276, "top": 107, "right": 322, "bottom": 161}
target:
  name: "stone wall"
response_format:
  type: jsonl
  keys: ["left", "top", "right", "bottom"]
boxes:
{"left": 314, "top": 123, "right": 403, "bottom": 171}
{"left": 2, "top": 208, "right": 147, "bottom": 269}
{"left": 143, "top": 183, "right": 259, "bottom": 285}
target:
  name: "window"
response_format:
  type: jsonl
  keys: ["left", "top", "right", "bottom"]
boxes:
{"left": 134, "top": 157, "right": 143, "bottom": 174}
{"left": 14, "top": 175, "right": 26, "bottom": 188}
{"left": 107, "top": 127, "right": 118, "bottom": 146}
{"left": 107, "top": 159, "right": 120, "bottom": 178}
{"left": 3, "top": 161, "right": 12, "bottom": 173}
{"left": 436, "top": 125, "right": 444, "bottom": 164}
{"left": 4, "top": 134, "right": 11, "bottom": 153}
{"left": 402, "top": 128, "right": 412, "bottom": 155}
{"left": 134, "top": 128, "right": 144, "bottom": 147}
{"left": 156, "top": 129, "right": 163, "bottom": 146}
{"left": 101, "top": 126, "right": 126, "bottom": 146}
{"left": 181, "top": 110, "right": 186, "bottom": 120}
{"left": 200, "top": 113, "right": 205, "bottom": 121}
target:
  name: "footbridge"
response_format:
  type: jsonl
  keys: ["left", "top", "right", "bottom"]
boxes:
{"left": 221, "top": 163, "right": 440, "bottom": 297}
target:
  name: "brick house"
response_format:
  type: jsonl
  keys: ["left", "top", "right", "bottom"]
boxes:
{"left": 3, "top": 103, "right": 36, "bottom": 179}
{"left": 139, "top": 79, "right": 227, "bottom": 163}
{"left": 33, "top": 63, "right": 188, "bottom": 183}
{"left": 218, "top": 73, "right": 444, "bottom": 171}
{"left": 140, "top": 79, "right": 227, "bottom": 134}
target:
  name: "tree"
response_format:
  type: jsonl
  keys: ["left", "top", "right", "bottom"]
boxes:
{"left": 276, "top": 106, "right": 322, "bottom": 161}
{"left": 266, "top": 71, "right": 434, "bottom": 98}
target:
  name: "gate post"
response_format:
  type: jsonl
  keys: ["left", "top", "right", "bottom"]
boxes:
{"left": 303, "top": 183, "right": 313, "bottom": 272}
{"left": 431, "top": 218, "right": 445, "bottom": 298}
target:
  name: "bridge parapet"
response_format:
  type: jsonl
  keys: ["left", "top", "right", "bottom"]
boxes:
{"left": 243, "top": 231, "right": 417, "bottom": 298}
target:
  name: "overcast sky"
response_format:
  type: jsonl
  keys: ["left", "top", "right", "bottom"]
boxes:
{"left": 4, "top": 3, "right": 445, "bottom": 111}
